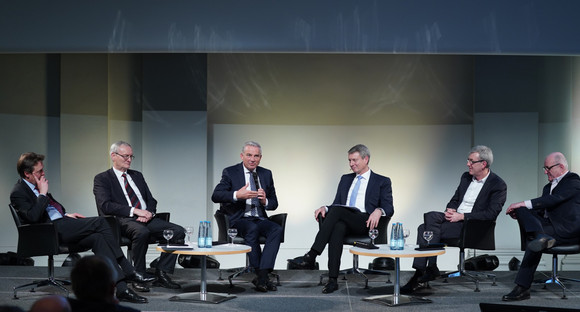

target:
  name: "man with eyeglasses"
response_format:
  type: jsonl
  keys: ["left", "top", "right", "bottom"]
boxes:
{"left": 10, "top": 152, "right": 155, "bottom": 304}
{"left": 401, "top": 145, "right": 507, "bottom": 294}
{"left": 503, "top": 152, "right": 580, "bottom": 301}
{"left": 93, "top": 141, "right": 185, "bottom": 292}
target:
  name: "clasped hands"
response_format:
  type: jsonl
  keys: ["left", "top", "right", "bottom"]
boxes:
{"left": 444, "top": 208, "right": 464, "bottom": 222}
{"left": 134, "top": 209, "right": 155, "bottom": 223}
{"left": 236, "top": 182, "right": 267, "bottom": 206}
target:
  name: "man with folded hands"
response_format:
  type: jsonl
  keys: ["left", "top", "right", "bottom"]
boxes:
{"left": 401, "top": 145, "right": 507, "bottom": 294}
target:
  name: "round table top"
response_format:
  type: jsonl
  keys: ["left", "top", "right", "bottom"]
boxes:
{"left": 350, "top": 244, "right": 445, "bottom": 258}
{"left": 156, "top": 243, "right": 251, "bottom": 256}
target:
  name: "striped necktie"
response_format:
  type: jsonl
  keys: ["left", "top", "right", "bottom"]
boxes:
{"left": 122, "top": 173, "right": 141, "bottom": 209}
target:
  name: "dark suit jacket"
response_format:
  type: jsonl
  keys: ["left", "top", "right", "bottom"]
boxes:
{"left": 530, "top": 171, "right": 580, "bottom": 240}
{"left": 93, "top": 169, "right": 158, "bottom": 217}
{"left": 211, "top": 163, "right": 278, "bottom": 225}
{"left": 330, "top": 171, "right": 394, "bottom": 217}
{"left": 446, "top": 171, "right": 507, "bottom": 221}
{"left": 10, "top": 179, "right": 67, "bottom": 224}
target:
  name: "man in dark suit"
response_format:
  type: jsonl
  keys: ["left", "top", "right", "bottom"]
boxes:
{"left": 93, "top": 141, "right": 185, "bottom": 291}
{"left": 211, "top": 141, "right": 282, "bottom": 292}
{"left": 401, "top": 145, "right": 507, "bottom": 293}
{"left": 289, "top": 144, "right": 394, "bottom": 294}
{"left": 10, "top": 152, "right": 154, "bottom": 304}
{"left": 503, "top": 152, "right": 580, "bottom": 301}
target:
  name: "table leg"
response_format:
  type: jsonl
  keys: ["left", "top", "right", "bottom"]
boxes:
{"left": 169, "top": 254, "right": 237, "bottom": 304}
{"left": 362, "top": 257, "right": 433, "bottom": 306}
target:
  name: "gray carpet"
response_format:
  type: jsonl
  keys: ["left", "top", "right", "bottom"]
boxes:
{"left": 0, "top": 266, "right": 579, "bottom": 312}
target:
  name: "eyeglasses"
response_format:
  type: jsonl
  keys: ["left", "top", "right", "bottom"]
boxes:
{"left": 115, "top": 153, "right": 135, "bottom": 160}
{"left": 543, "top": 163, "right": 560, "bottom": 171}
{"left": 467, "top": 159, "right": 485, "bottom": 165}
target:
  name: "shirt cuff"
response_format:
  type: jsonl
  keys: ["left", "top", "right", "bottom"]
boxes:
{"left": 233, "top": 191, "right": 238, "bottom": 201}
{"left": 130, "top": 207, "right": 135, "bottom": 217}
{"left": 524, "top": 200, "right": 533, "bottom": 209}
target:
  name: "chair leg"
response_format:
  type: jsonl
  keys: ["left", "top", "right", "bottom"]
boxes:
{"left": 441, "top": 248, "right": 496, "bottom": 292}
{"left": 318, "top": 254, "right": 391, "bottom": 288}
{"left": 13, "top": 255, "right": 70, "bottom": 299}
{"left": 541, "top": 253, "right": 580, "bottom": 299}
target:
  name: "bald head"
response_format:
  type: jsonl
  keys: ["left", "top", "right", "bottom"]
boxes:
{"left": 29, "top": 295, "right": 71, "bottom": 312}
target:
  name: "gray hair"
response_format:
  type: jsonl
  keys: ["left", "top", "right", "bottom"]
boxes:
{"left": 110, "top": 141, "right": 132, "bottom": 155}
{"left": 552, "top": 152, "right": 569, "bottom": 170}
{"left": 242, "top": 141, "right": 262, "bottom": 154}
{"left": 470, "top": 145, "right": 493, "bottom": 168}
{"left": 348, "top": 144, "right": 371, "bottom": 161}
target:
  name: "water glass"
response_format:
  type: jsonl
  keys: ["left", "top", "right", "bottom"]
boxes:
{"left": 163, "top": 229, "right": 174, "bottom": 247}
{"left": 369, "top": 229, "right": 379, "bottom": 245}
{"left": 227, "top": 228, "right": 238, "bottom": 245}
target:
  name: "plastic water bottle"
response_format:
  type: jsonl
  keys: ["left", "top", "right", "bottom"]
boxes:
{"left": 205, "top": 221, "right": 213, "bottom": 248}
{"left": 396, "top": 222, "right": 405, "bottom": 250}
{"left": 198, "top": 221, "right": 206, "bottom": 247}
{"left": 389, "top": 223, "right": 397, "bottom": 250}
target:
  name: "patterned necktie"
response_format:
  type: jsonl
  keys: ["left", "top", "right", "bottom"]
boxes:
{"left": 349, "top": 175, "right": 363, "bottom": 207}
{"left": 122, "top": 173, "right": 141, "bottom": 209}
{"left": 48, "top": 196, "right": 65, "bottom": 216}
{"left": 249, "top": 171, "right": 260, "bottom": 217}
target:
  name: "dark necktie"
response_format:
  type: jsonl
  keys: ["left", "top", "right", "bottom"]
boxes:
{"left": 249, "top": 171, "right": 260, "bottom": 217}
{"left": 122, "top": 173, "right": 141, "bottom": 209}
{"left": 48, "top": 196, "right": 64, "bottom": 216}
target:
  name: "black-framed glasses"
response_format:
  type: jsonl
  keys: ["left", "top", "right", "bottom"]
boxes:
{"left": 543, "top": 163, "right": 560, "bottom": 171}
{"left": 115, "top": 152, "right": 135, "bottom": 160}
{"left": 467, "top": 159, "right": 485, "bottom": 165}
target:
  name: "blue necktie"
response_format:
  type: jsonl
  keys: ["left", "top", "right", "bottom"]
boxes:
{"left": 349, "top": 175, "right": 362, "bottom": 207}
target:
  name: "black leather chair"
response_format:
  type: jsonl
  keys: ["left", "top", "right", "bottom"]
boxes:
{"left": 9, "top": 204, "right": 90, "bottom": 299}
{"left": 317, "top": 215, "right": 391, "bottom": 289}
{"left": 214, "top": 209, "right": 287, "bottom": 287}
{"left": 440, "top": 218, "right": 498, "bottom": 292}
{"left": 99, "top": 212, "right": 170, "bottom": 264}
{"left": 517, "top": 218, "right": 580, "bottom": 299}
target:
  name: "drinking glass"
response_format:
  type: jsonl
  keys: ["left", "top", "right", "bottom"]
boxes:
{"left": 403, "top": 228, "right": 411, "bottom": 246}
{"left": 227, "top": 228, "right": 238, "bottom": 245}
{"left": 185, "top": 226, "right": 194, "bottom": 245}
{"left": 422, "top": 230, "right": 434, "bottom": 245}
{"left": 368, "top": 228, "right": 379, "bottom": 245}
{"left": 163, "top": 229, "right": 174, "bottom": 247}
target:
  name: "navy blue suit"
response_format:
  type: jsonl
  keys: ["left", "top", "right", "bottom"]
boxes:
{"left": 211, "top": 163, "right": 281, "bottom": 270}
{"left": 515, "top": 171, "right": 580, "bottom": 288}
{"left": 412, "top": 171, "right": 507, "bottom": 270}
{"left": 313, "top": 171, "right": 394, "bottom": 278}
{"left": 93, "top": 168, "right": 185, "bottom": 274}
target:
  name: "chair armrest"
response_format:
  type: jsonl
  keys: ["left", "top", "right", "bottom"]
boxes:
{"left": 268, "top": 213, "right": 288, "bottom": 243}
{"left": 460, "top": 219, "right": 496, "bottom": 250}
{"left": 17, "top": 223, "right": 60, "bottom": 258}
{"left": 156, "top": 212, "right": 170, "bottom": 222}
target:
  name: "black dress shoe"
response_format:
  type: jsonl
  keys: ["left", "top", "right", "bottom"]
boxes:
{"left": 528, "top": 234, "right": 556, "bottom": 252}
{"left": 132, "top": 282, "right": 150, "bottom": 292}
{"left": 288, "top": 254, "right": 316, "bottom": 270}
{"left": 116, "top": 288, "right": 148, "bottom": 304}
{"left": 153, "top": 271, "right": 181, "bottom": 289}
{"left": 502, "top": 285, "right": 531, "bottom": 301}
{"left": 322, "top": 278, "right": 339, "bottom": 294}
{"left": 252, "top": 277, "right": 277, "bottom": 292}
{"left": 126, "top": 272, "right": 156, "bottom": 284}
{"left": 417, "top": 265, "right": 441, "bottom": 283}
{"left": 401, "top": 270, "right": 426, "bottom": 294}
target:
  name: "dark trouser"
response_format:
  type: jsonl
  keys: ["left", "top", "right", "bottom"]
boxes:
{"left": 312, "top": 207, "right": 369, "bottom": 278}
{"left": 412, "top": 211, "right": 463, "bottom": 270}
{"left": 54, "top": 216, "right": 129, "bottom": 286}
{"left": 233, "top": 217, "right": 282, "bottom": 270}
{"left": 120, "top": 217, "right": 185, "bottom": 274}
{"left": 514, "top": 208, "right": 576, "bottom": 288}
